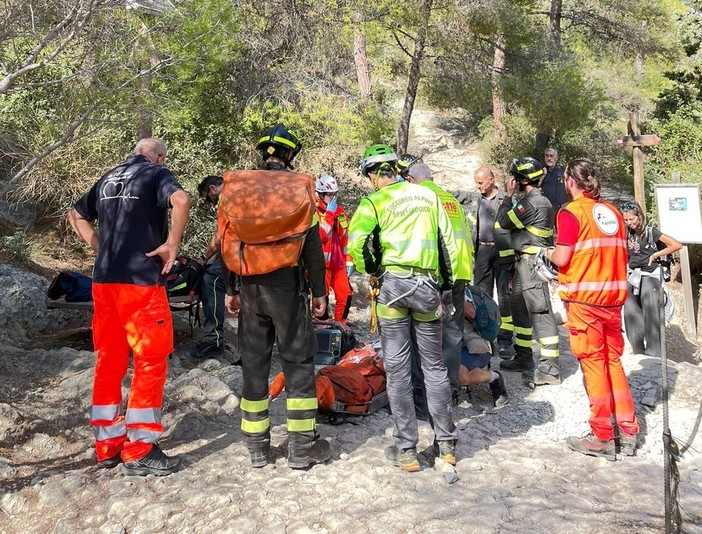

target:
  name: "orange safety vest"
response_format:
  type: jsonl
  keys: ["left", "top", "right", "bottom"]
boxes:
{"left": 557, "top": 196, "right": 628, "bottom": 307}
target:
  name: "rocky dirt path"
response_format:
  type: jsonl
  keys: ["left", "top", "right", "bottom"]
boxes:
{"left": 1, "top": 110, "right": 701, "bottom": 533}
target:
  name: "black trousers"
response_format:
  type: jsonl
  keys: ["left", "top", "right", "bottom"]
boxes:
{"left": 200, "top": 255, "right": 225, "bottom": 348}
{"left": 624, "top": 277, "right": 662, "bottom": 357}
{"left": 239, "top": 283, "right": 317, "bottom": 450}
{"left": 511, "top": 257, "right": 560, "bottom": 364}
{"left": 473, "top": 244, "right": 514, "bottom": 346}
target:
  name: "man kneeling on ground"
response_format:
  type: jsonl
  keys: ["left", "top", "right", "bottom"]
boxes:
{"left": 459, "top": 289, "right": 509, "bottom": 407}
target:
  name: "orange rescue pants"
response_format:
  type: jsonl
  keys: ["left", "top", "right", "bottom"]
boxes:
{"left": 91, "top": 283, "right": 174, "bottom": 462}
{"left": 325, "top": 266, "right": 353, "bottom": 322}
{"left": 565, "top": 302, "right": 639, "bottom": 441}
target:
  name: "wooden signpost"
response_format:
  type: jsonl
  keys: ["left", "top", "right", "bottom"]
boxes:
{"left": 616, "top": 111, "right": 661, "bottom": 213}
{"left": 617, "top": 113, "right": 698, "bottom": 339}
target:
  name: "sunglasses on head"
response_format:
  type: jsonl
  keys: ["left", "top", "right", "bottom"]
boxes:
{"left": 620, "top": 201, "right": 637, "bottom": 211}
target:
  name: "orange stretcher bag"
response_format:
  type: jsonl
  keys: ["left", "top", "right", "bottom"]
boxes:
{"left": 269, "top": 344, "right": 387, "bottom": 417}
{"left": 218, "top": 169, "right": 316, "bottom": 276}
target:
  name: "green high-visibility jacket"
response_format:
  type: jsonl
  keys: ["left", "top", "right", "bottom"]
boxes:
{"left": 348, "top": 181, "right": 459, "bottom": 286}
{"left": 419, "top": 181, "right": 473, "bottom": 282}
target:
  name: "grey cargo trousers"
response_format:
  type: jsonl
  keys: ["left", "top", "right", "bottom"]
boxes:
{"left": 378, "top": 272, "right": 458, "bottom": 451}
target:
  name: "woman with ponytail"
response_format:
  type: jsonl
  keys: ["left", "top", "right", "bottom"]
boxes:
{"left": 546, "top": 159, "right": 639, "bottom": 461}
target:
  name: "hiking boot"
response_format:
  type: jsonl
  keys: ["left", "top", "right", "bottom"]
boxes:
{"left": 489, "top": 371, "right": 509, "bottom": 407}
{"left": 498, "top": 341, "right": 515, "bottom": 360}
{"left": 250, "top": 448, "right": 270, "bottom": 468}
{"left": 384, "top": 446, "right": 421, "bottom": 473}
{"left": 436, "top": 441, "right": 457, "bottom": 466}
{"left": 122, "top": 444, "right": 181, "bottom": 476}
{"left": 97, "top": 453, "right": 122, "bottom": 469}
{"left": 288, "top": 438, "right": 331, "bottom": 469}
{"left": 525, "top": 368, "right": 562, "bottom": 387}
{"left": 188, "top": 341, "right": 225, "bottom": 360}
{"left": 618, "top": 432, "right": 637, "bottom": 457}
{"left": 500, "top": 355, "right": 535, "bottom": 372}
{"left": 566, "top": 434, "right": 616, "bottom": 462}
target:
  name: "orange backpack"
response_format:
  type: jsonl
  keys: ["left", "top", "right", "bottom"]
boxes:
{"left": 268, "top": 345, "right": 386, "bottom": 414}
{"left": 218, "top": 169, "right": 316, "bottom": 276}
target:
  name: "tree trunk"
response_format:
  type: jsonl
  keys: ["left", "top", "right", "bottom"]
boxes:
{"left": 352, "top": 14, "right": 372, "bottom": 100}
{"left": 549, "top": 0, "right": 562, "bottom": 50}
{"left": 397, "top": 0, "right": 432, "bottom": 155}
{"left": 492, "top": 34, "right": 506, "bottom": 144}
{"left": 136, "top": 20, "right": 161, "bottom": 140}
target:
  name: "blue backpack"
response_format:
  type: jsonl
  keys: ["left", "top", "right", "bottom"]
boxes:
{"left": 464, "top": 286, "right": 501, "bottom": 342}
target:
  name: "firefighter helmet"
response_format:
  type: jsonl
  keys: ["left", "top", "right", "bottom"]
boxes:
{"left": 531, "top": 248, "right": 558, "bottom": 283}
{"left": 509, "top": 156, "right": 545, "bottom": 185}
{"left": 396, "top": 153, "right": 422, "bottom": 178}
{"left": 256, "top": 124, "right": 301, "bottom": 166}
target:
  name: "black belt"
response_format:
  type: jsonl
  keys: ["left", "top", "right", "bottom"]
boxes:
{"left": 479, "top": 241, "right": 495, "bottom": 246}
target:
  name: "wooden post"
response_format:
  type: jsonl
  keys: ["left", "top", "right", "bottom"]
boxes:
{"left": 616, "top": 113, "right": 660, "bottom": 214}
{"left": 630, "top": 112, "right": 646, "bottom": 213}
{"left": 671, "top": 171, "right": 697, "bottom": 338}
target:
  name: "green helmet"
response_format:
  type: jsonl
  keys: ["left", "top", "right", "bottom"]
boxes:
{"left": 396, "top": 153, "right": 422, "bottom": 178}
{"left": 509, "top": 156, "right": 545, "bottom": 185}
{"left": 358, "top": 144, "right": 398, "bottom": 177}
{"left": 256, "top": 124, "right": 301, "bottom": 167}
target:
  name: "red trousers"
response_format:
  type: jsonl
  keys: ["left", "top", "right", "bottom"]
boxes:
{"left": 91, "top": 283, "right": 174, "bottom": 462}
{"left": 565, "top": 302, "right": 639, "bottom": 441}
{"left": 325, "top": 266, "right": 352, "bottom": 322}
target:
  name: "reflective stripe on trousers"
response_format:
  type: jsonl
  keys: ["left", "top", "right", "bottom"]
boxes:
{"left": 566, "top": 302, "right": 639, "bottom": 440}
{"left": 91, "top": 283, "right": 172, "bottom": 461}
{"left": 238, "top": 282, "right": 317, "bottom": 452}
{"left": 512, "top": 258, "right": 560, "bottom": 362}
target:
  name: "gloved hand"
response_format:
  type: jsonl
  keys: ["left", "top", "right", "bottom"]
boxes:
{"left": 326, "top": 197, "right": 337, "bottom": 214}
{"left": 346, "top": 265, "right": 353, "bottom": 277}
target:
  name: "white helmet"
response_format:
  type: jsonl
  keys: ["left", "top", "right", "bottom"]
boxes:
{"left": 315, "top": 174, "right": 339, "bottom": 193}
{"left": 531, "top": 248, "right": 558, "bottom": 283}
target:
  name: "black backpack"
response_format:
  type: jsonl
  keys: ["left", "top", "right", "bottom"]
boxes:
{"left": 166, "top": 256, "right": 205, "bottom": 333}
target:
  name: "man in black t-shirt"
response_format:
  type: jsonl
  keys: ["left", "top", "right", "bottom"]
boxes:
{"left": 68, "top": 138, "right": 190, "bottom": 476}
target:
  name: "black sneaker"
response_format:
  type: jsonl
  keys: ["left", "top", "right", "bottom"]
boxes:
{"left": 489, "top": 371, "right": 509, "bottom": 407}
{"left": 188, "top": 341, "right": 224, "bottom": 360}
{"left": 122, "top": 444, "right": 181, "bottom": 476}
{"left": 288, "top": 438, "right": 331, "bottom": 469}
{"left": 97, "top": 453, "right": 122, "bottom": 469}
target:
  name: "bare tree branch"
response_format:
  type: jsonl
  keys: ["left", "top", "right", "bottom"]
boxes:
{"left": 0, "top": 0, "right": 104, "bottom": 94}
{"left": 1, "top": 60, "right": 170, "bottom": 194}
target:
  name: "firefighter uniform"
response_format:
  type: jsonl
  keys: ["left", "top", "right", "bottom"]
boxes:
{"left": 220, "top": 124, "right": 329, "bottom": 468}
{"left": 557, "top": 196, "right": 639, "bottom": 442}
{"left": 231, "top": 162, "right": 326, "bottom": 463}
{"left": 497, "top": 187, "right": 560, "bottom": 380}
{"left": 349, "top": 180, "right": 460, "bottom": 454}
{"left": 458, "top": 189, "right": 516, "bottom": 355}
